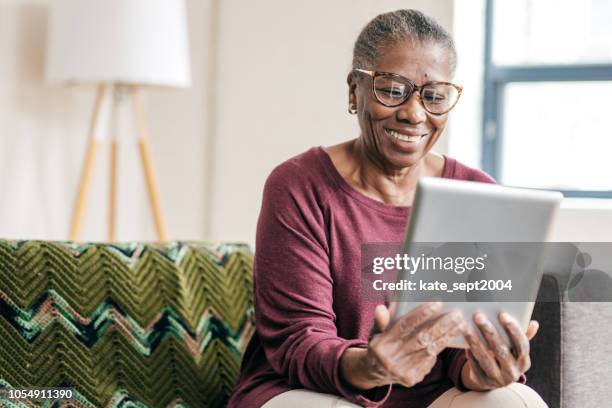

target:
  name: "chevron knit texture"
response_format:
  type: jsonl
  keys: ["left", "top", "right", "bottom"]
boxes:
{"left": 0, "top": 240, "right": 255, "bottom": 408}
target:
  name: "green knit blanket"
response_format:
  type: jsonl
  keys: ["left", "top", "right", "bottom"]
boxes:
{"left": 0, "top": 240, "right": 254, "bottom": 408}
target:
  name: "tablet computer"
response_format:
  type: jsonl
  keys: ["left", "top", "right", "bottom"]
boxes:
{"left": 393, "top": 177, "right": 563, "bottom": 348}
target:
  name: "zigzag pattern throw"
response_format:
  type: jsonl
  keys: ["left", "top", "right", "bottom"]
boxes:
{"left": 0, "top": 240, "right": 255, "bottom": 408}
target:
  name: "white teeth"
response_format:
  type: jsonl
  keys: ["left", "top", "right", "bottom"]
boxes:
{"left": 387, "top": 129, "right": 422, "bottom": 143}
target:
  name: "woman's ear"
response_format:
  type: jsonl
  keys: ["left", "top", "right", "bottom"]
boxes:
{"left": 347, "top": 72, "right": 358, "bottom": 107}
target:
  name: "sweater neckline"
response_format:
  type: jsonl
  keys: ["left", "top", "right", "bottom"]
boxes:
{"left": 314, "top": 146, "right": 453, "bottom": 217}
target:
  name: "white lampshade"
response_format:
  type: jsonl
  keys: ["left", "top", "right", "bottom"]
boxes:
{"left": 46, "top": 0, "right": 191, "bottom": 88}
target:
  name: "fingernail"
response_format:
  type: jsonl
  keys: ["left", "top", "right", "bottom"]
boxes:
{"left": 429, "top": 301, "right": 442, "bottom": 311}
{"left": 500, "top": 312, "right": 511, "bottom": 323}
{"left": 474, "top": 313, "right": 486, "bottom": 324}
{"left": 418, "top": 331, "right": 431, "bottom": 344}
{"left": 450, "top": 310, "right": 463, "bottom": 322}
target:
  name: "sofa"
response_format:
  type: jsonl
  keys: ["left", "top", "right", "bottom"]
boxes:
{"left": 1, "top": 239, "right": 609, "bottom": 408}
{"left": 0, "top": 240, "right": 254, "bottom": 407}
{"left": 529, "top": 242, "right": 612, "bottom": 408}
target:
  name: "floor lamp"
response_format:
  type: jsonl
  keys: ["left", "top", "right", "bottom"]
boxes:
{"left": 45, "top": 0, "right": 191, "bottom": 242}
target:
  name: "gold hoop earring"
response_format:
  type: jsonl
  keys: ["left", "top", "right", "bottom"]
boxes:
{"left": 348, "top": 103, "right": 357, "bottom": 115}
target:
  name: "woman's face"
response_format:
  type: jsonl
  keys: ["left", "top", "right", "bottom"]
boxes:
{"left": 349, "top": 40, "right": 454, "bottom": 170}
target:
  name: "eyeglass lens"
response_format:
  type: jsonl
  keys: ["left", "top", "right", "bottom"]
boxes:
{"left": 373, "top": 75, "right": 459, "bottom": 114}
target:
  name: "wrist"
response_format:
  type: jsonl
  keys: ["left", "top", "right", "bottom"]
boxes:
{"left": 340, "top": 347, "right": 387, "bottom": 390}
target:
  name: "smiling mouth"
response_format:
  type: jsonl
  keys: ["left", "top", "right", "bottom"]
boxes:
{"left": 384, "top": 128, "right": 426, "bottom": 143}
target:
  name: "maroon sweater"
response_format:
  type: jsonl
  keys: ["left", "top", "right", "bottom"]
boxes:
{"left": 228, "top": 147, "right": 496, "bottom": 408}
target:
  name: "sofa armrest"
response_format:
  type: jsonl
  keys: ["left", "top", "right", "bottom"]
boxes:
{"left": 529, "top": 273, "right": 562, "bottom": 408}
{"left": 530, "top": 267, "right": 612, "bottom": 408}
{"left": 560, "top": 302, "right": 612, "bottom": 408}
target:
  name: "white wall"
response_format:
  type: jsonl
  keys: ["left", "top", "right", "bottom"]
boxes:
{"left": 448, "top": 0, "right": 486, "bottom": 168}
{"left": 551, "top": 199, "right": 612, "bottom": 242}
{"left": 0, "top": 0, "right": 212, "bottom": 242}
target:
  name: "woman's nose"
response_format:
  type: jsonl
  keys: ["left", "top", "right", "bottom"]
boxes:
{"left": 396, "top": 92, "right": 426, "bottom": 124}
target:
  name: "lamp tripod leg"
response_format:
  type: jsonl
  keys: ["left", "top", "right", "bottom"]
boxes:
{"left": 131, "top": 86, "right": 168, "bottom": 242}
{"left": 69, "top": 84, "right": 107, "bottom": 241}
{"left": 108, "top": 85, "right": 120, "bottom": 242}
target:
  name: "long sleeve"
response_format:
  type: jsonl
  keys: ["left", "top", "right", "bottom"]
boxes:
{"left": 442, "top": 348, "right": 468, "bottom": 388}
{"left": 252, "top": 161, "right": 391, "bottom": 407}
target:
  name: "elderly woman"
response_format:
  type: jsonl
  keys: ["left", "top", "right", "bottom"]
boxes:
{"left": 228, "top": 9, "right": 547, "bottom": 408}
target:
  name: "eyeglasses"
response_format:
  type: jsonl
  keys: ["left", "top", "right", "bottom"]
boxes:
{"left": 354, "top": 68, "right": 463, "bottom": 115}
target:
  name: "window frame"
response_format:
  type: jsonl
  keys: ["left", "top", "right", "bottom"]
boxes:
{"left": 482, "top": 0, "right": 612, "bottom": 198}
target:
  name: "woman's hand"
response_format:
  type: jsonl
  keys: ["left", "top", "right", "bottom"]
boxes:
{"left": 340, "top": 302, "right": 466, "bottom": 390}
{"left": 461, "top": 312, "right": 539, "bottom": 391}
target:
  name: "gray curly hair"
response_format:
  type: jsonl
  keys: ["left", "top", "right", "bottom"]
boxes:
{"left": 352, "top": 9, "right": 457, "bottom": 73}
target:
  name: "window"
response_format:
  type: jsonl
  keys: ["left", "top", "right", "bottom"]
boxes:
{"left": 482, "top": 0, "right": 612, "bottom": 197}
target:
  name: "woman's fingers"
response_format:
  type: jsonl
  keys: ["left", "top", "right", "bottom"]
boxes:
{"left": 391, "top": 301, "right": 443, "bottom": 339}
{"left": 465, "top": 349, "right": 495, "bottom": 389}
{"left": 424, "top": 319, "right": 467, "bottom": 356}
{"left": 499, "top": 313, "right": 530, "bottom": 356}
{"left": 462, "top": 313, "right": 538, "bottom": 389}
{"left": 386, "top": 350, "right": 437, "bottom": 388}
{"left": 475, "top": 313, "right": 522, "bottom": 383}
{"left": 400, "top": 310, "right": 465, "bottom": 354}
{"left": 369, "top": 302, "right": 442, "bottom": 378}
{"left": 526, "top": 320, "right": 539, "bottom": 341}
{"left": 474, "top": 313, "right": 506, "bottom": 354}
{"left": 373, "top": 304, "right": 391, "bottom": 333}
{"left": 463, "top": 321, "right": 503, "bottom": 384}
{"left": 499, "top": 313, "right": 532, "bottom": 372}
{"left": 370, "top": 302, "right": 470, "bottom": 388}
{"left": 377, "top": 341, "right": 439, "bottom": 387}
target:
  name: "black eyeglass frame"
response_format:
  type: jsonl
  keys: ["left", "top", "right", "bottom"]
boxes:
{"left": 353, "top": 68, "right": 463, "bottom": 115}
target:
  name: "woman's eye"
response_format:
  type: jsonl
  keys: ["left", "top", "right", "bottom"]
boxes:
{"left": 379, "top": 88, "right": 405, "bottom": 98}
{"left": 423, "top": 91, "right": 446, "bottom": 103}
